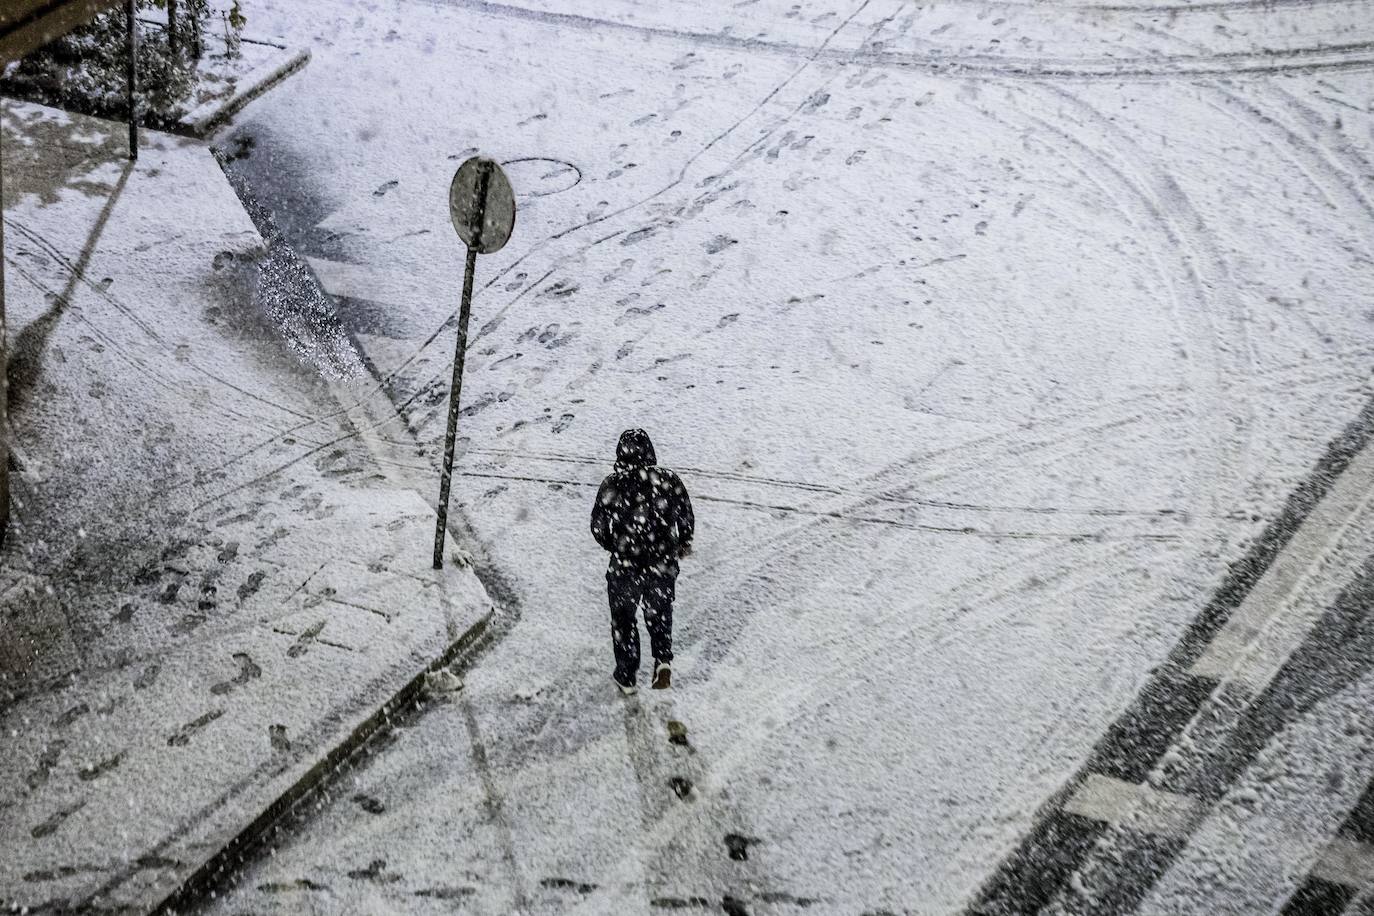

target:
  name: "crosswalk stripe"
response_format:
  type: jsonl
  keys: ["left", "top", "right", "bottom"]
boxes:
{"left": 1063, "top": 775, "right": 1374, "bottom": 899}
{"left": 1062, "top": 774, "right": 1203, "bottom": 838}
{"left": 1313, "top": 837, "right": 1374, "bottom": 892}
{"left": 1189, "top": 443, "right": 1374, "bottom": 688}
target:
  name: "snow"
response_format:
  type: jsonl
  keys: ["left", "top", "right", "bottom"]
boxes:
{"left": 24, "top": 0, "right": 1374, "bottom": 911}
{"left": 0, "top": 102, "right": 491, "bottom": 912}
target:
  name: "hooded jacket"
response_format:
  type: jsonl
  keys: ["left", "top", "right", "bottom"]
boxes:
{"left": 591, "top": 429, "right": 695, "bottom": 563}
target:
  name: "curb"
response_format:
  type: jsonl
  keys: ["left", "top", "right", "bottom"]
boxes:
{"left": 180, "top": 45, "right": 311, "bottom": 137}
{"left": 148, "top": 609, "right": 493, "bottom": 916}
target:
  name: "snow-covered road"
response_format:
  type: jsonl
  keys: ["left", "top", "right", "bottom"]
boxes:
{"left": 207, "top": 0, "right": 1374, "bottom": 911}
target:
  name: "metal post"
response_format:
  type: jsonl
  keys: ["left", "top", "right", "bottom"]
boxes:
{"left": 126, "top": 0, "right": 138, "bottom": 160}
{"left": 0, "top": 111, "right": 9, "bottom": 547}
{"left": 167, "top": 0, "right": 179, "bottom": 58}
{"left": 433, "top": 160, "right": 492, "bottom": 568}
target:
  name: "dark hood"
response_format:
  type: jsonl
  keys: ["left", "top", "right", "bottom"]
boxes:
{"left": 616, "top": 428, "right": 656, "bottom": 470}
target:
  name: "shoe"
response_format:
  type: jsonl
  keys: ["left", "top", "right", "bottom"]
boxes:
{"left": 615, "top": 676, "right": 637, "bottom": 696}
{"left": 651, "top": 662, "right": 671, "bottom": 690}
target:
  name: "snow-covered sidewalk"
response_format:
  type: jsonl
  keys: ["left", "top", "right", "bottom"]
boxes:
{"left": 0, "top": 101, "right": 492, "bottom": 913}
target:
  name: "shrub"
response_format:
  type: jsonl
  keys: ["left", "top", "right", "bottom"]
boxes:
{"left": 2, "top": 0, "right": 246, "bottom": 125}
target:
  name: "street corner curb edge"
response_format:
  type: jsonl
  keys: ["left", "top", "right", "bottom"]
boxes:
{"left": 146, "top": 607, "right": 493, "bottom": 916}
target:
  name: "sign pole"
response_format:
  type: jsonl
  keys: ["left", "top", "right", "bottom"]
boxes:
{"left": 126, "top": 0, "right": 138, "bottom": 160}
{"left": 0, "top": 111, "right": 9, "bottom": 547}
{"left": 433, "top": 161, "right": 492, "bottom": 568}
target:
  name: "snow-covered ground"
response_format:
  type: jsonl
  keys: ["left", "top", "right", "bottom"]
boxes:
{"left": 205, "top": 0, "right": 1374, "bottom": 912}
{"left": 0, "top": 103, "right": 493, "bottom": 912}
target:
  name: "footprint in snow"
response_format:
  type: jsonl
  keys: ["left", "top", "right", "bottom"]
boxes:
{"left": 723, "top": 833, "right": 760, "bottom": 861}
{"left": 541, "top": 877, "right": 597, "bottom": 894}
{"left": 346, "top": 860, "right": 402, "bottom": 884}
{"left": 603, "top": 258, "right": 635, "bottom": 283}
{"left": 352, "top": 793, "right": 385, "bottom": 814}
{"left": 615, "top": 302, "right": 666, "bottom": 326}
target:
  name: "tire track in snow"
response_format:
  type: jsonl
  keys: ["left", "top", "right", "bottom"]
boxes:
{"left": 1151, "top": 19, "right": 1374, "bottom": 223}
{"left": 422, "top": 0, "right": 1374, "bottom": 81}
{"left": 451, "top": 467, "right": 1183, "bottom": 542}
{"left": 932, "top": 0, "right": 1354, "bottom": 11}
{"left": 1239, "top": 84, "right": 1374, "bottom": 226}
{"left": 678, "top": 452, "right": 1171, "bottom": 755}
{"left": 1019, "top": 82, "right": 1256, "bottom": 536}
{"left": 703, "top": 537, "right": 1135, "bottom": 719}
{"left": 886, "top": 42, "right": 1374, "bottom": 82}
{"left": 1269, "top": 84, "right": 1374, "bottom": 200}
{"left": 1134, "top": 26, "right": 1374, "bottom": 374}
{"left": 691, "top": 385, "right": 1185, "bottom": 596}
{"left": 635, "top": 73, "right": 1245, "bottom": 586}
{"left": 982, "top": 104, "right": 1226, "bottom": 527}
{"left": 466, "top": 447, "right": 1199, "bottom": 520}
{"left": 1136, "top": 20, "right": 1374, "bottom": 240}
{"left": 461, "top": 339, "right": 1374, "bottom": 506}
{"left": 1196, "top": 87, "right": 1361, "bottom": 350}
{"left": 1128, "top": 23, "right": 1374, "bottom": 361}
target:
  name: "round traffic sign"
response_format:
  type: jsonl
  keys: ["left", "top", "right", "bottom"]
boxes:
{"left": 449, "top": 156, "right": 515, "bottom": 254}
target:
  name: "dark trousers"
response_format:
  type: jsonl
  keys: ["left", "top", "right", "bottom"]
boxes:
{"left": 607, "top": 557, "right": 678, "bottom": 684}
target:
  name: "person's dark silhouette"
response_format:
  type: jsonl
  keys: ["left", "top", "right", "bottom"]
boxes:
{"left": 590, "top": 429, "right": 695, "bottom": 694}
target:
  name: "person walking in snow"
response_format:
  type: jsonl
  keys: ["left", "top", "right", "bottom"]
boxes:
{"left": 591, "top": 428, "right": 695, "bottom": 695}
